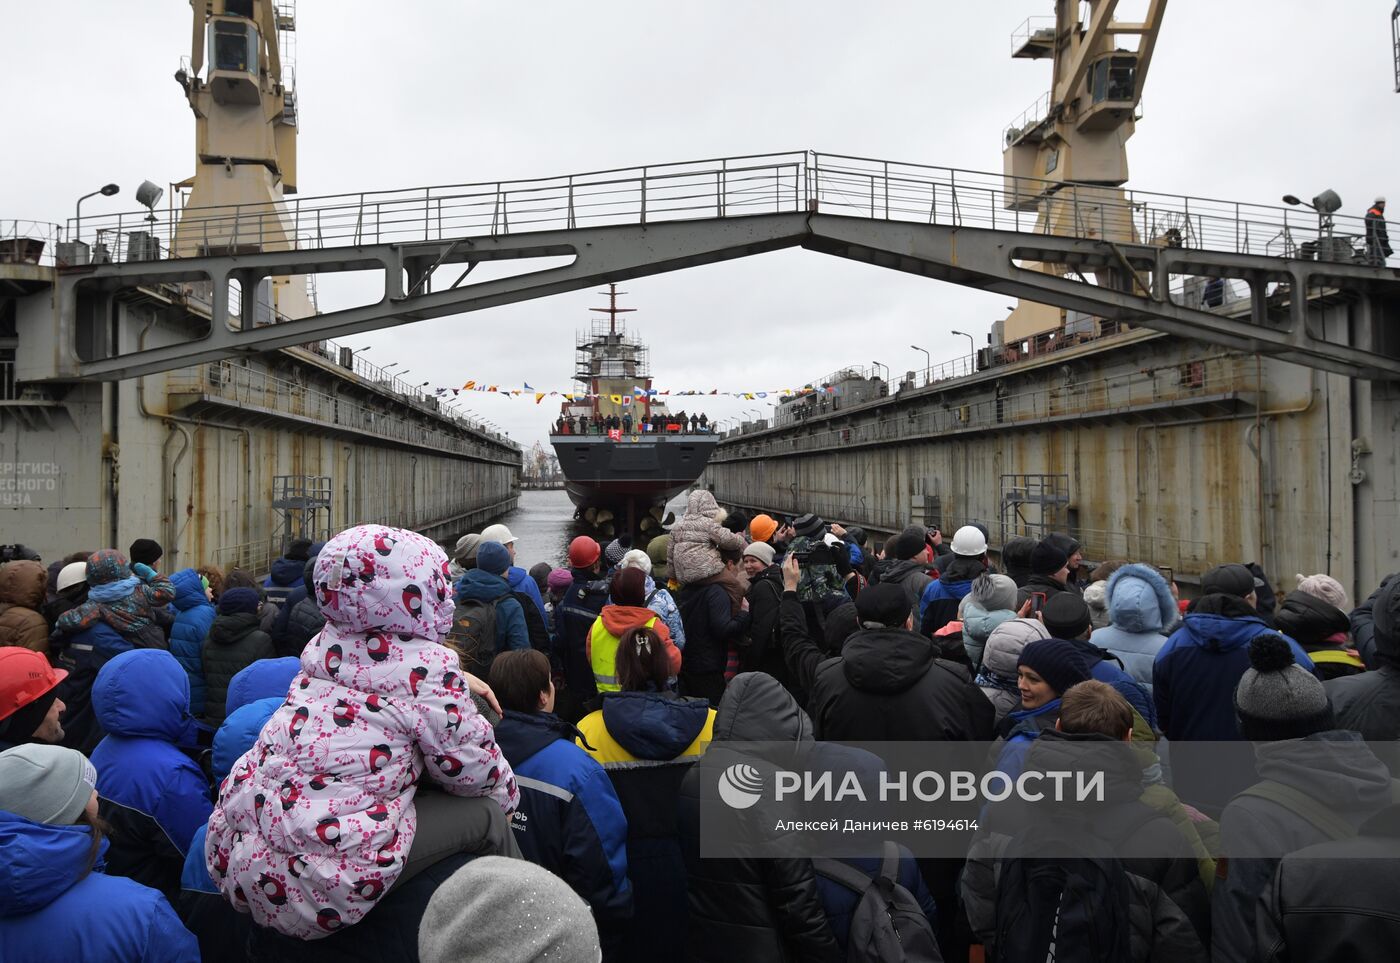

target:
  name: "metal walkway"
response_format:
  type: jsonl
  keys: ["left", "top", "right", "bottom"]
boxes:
{"left": 50, "top": 150, "right": 1400, "bottom": 380}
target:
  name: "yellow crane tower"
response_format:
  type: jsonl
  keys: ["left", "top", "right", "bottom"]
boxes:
{"left": 172, "top": 0, "right": 313, "bottom": 321}
{"left": 1001, "top": 1, "right": 1167, "bottom": 341}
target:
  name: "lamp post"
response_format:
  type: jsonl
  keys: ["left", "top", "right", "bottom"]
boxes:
{"left": 950, "top": 330, "right": 976, "bottom": 359}
{"left": 74, "top": 183, "right": 120, "bottom": 244}
{"left": 381, "top": 361, "right": 400, "bottom": 371}
{"left": 910, "top": 344, "right": 930, "bottom": 372}
{"left": 870, "top": 360, "right": 887, "bottom": 382}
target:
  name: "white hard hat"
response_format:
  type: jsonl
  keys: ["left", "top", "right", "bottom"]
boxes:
{"left": 1376, "top": 196, "right": 1387, "bottom": 205}
{"left": 950, "top": 525, "right": 989, "bottom": 557}
{"left": 479, "top": 523, "right": 517, "bottom": 546}
{"left": 56, "top": 561, "right": 88, "bottom": 592}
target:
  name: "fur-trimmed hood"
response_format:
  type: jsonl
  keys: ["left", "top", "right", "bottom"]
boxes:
{"left": 1106, "top": 563, "right": 1175, "bottom": 634}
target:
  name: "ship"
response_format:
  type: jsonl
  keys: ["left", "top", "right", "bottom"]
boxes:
{"left": 550, "top": 286, "right": 719, "bottom": 537}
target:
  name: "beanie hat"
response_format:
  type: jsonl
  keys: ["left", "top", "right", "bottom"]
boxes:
{"left": 1234, "top": 634, "right": 1334, "bottom": 741}
{"left": 855, "top": 582, "right": 913, "bottom": 628}
{"left": 452, "top": 533, "right": 481, "bottom": 564}
{"left": 56, "top": 561, "right": 88, "bottom": 593}
{"left": 217, "top": 586, "right": 262, "bottom": 616}
{"left": 285, "top": 538, "right": 313, "bottom": 562}
{"left": 889, "top": 525, "right": 928, "bottom": 561}
{"left": 1083, "top": 579, "right": 1110, "bottom": 628}
{"left": 749, "top": 514, "right": 778, "bottom": 544}
{"left": 85, "top": 549, "right": 131, "bottom": 587}
{"left": 610, "top": 567, "right": 647, "bottom": 607}
{"left": 128, "top": 538, "right": 163, "bottom": 568}
{"left": 1042, "top": 592, "right": 1093, "bottom": 640}
{"left": 970, "top": 573, "right": 1017, "bottom": 613}
{"left": 0, "top": 744, "right": 98, "bottom": 825}
{"left": 1017, "top": 638, "right": 1093, "bottom": 696}
{"left": 604, "top": 539, "right": 627, "bottom": 568}
{"left": 569, "top": 536, "right": 601, "bottom": 569}
{"left": 1001, "top": 536, "right": 1037, "bottom": 583}
{"left": 1030, "top": 540, "right": 1069, "bottom": 576}
{"left": 476, "top": 541, "right": 511, "bottom": 577}
{"left": 793, "top": 514, "right": 824, "bottom": 539}
{"left": 619, "top": 549, "right": 653, "bottom": 576}
{"left": 546, "top": 568, "right": 574, "bottom": 592}
{"left": 1294, "top": 573, "right": 1349, "bottom": 612}
{"left": 1202, "top": 563, "right": 1255, "bottom": 598}
{"left": 647, "top": 534, "right": 671, "bottom": 580}
{"left": 846, "top": 526, "right": 868, "bottom": 548}
{"left": 743, "top": 542, "right": 776, "bottom": 566}
{"left": 418, "top": 856, "right": 601, "bottom": 963}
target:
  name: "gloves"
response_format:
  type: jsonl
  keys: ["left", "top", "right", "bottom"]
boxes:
{"left": 132, "top": 562, "right": 158, "bottom": 582}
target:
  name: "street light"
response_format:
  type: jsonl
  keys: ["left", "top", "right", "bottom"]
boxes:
{"left": 382, "top": 361, "right": 400, "bottom": 370}
{"left": 870, "top": 360, "right": 888, "bottom": 381}
{"left": 910, "top": 344, "right": 930, "bottom": 370}
{"left": 950, "top": 330, "right": 976, "bottom": 357}
{"left": 74, "top": 183, "right": 120, "bottom": 244}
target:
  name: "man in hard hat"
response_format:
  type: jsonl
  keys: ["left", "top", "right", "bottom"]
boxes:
{"left": 1366, "top": 196, "right": 1392, "bottom": 266}
{"left": 917, "top": 524, "right": 992, "bottom": 636}
{"left": 0, "top": 646, "right": 68, "bottom": 751}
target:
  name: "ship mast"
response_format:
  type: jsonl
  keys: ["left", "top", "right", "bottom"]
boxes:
{"left": 591, "top": 283, "right": 635, "bottom": 336}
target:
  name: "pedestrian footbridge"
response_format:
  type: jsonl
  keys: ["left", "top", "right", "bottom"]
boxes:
{"left": 31, "top": 150, "right": 1400, "bottom": 380}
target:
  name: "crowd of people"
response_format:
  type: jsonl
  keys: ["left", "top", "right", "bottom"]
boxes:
{"left": 553, "top": 411, "right": 711, "bottom": 436}
{"left": 1, "top": 496, "right": 1399, "bottom": 961}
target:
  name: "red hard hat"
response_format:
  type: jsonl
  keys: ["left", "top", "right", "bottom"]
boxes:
{"left": 568, "top": 536, "right": 601, "bottom": 569}
{"left": 0, "top": 647, "right": 67, "bottom": 722}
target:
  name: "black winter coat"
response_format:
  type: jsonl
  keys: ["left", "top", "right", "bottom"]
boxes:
{"left": 201, "top": 612, "right": 274, "bottom": 724}
{"left": 779, "top": 592, "right": 994, "bottom": 743}
{"left": 273, "top": 593, "right": 326, "bottom": 658}
{"left": 1015, "top": 572, "right": 1078, "bottom": 608}
{"left": 740, "top": 565, "right": 785, "bottom": 681}
{"left": 1273, "top": 590, "right": 1363, "bottom": 680}
{"left": 677, "top": 582, "right": 749, "bottom": 675}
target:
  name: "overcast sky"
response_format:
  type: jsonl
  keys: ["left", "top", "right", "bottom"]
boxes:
{"left": 5, "top": 2, "right": 1398, "bottom": 449}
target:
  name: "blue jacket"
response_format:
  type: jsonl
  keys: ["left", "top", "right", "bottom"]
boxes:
{"left": 1153, "top": 611, "right": 1315, "bottom": 742}
{"left": 918, "top": 577, "right": 974, "bottom": 629}
{"left": 0, "top": 812, "right": 198, "bottom": 963}
{"left": 167, "top": 567, "right": 216, "bottom": 716}
{"left": 993, "top": 698, "right": 1062, "bottom": 780}
{"left": 456, "top": 569, "right": 529, "bottom": 653}
{"left": 1062, "top": 637, "right": 1159, "bottom": 730}
{"left": 224, "top": 656, "right": 301, "bottom": 717}
{"left": 506, "top": 565, "right": 549, "bottom": 625}
{"left": 494, "top": 710, "right": 632, "bottom": 929}
{"left": 91, "top": 649, "right": 214, "bottom": 900}
{"left": 263, "top": 556, "right": 305, "bottom": 590}
{"left": 53, "top": 620, "right": 136, "bottom": 756}
{"left": 1090, "top": 563, "right": 1176, "bottom": 692}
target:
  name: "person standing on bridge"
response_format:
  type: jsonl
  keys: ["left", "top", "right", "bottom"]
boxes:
{"left": 1367, "top": 196, "right": 1392, "bottom": 266}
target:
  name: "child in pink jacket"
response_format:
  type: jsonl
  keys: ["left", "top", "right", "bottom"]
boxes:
{"left": 206, "top": 525, "right": 519, "bottom": 939}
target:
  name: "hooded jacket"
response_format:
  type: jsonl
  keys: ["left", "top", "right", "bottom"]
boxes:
{"left": 167, "top": 567, "right": 217, "bottom": 716}
{"left": 676, "top": 580, "right": 749, "bottom": 676}
{"left": 917, "top": 554, "right": 985, "bottom": 635}
{"left": 1273, "top": 589, "right": 1364, "bottom": 680}
{"left": 454, "top": 567, "right": 529, "bottom": 654}
{"left": 1092, "top": 563, "right": 1176, "bottom": 691}
{"left": 741, "top": 564, "right": 786, "bottom": 679}
{"left": 1256, "top": 803, "right": 1400, "bottom": 962}
{"left": 0, "top": 811, "right": 199, "bottom": 963}
{"left": 52, "top": 620, "right": 136, "bottom": 756}
{"left": 1328, "top": 578, "right": 1400, "bottom": 775}
{"left": 629, "top": 573, "right": 685, "bottom": 649}
{"left": 960, "top": 598, "right": 1017, "bottom": 671}
{"left": 271, "top": 557, "right": 327, "bottom": 658}
{"left": 264, "top": 556, "right": 306, "bottom": 592}
{"left": 0, "top": 559, "right": 50, "bottom": 651}
{"left": 588, "top": 604, "right": 680, "bottom": 692}
{"left": 91, "top": 648, "right": 213, "bottom": 902}
{"left": 578, "top": 692, "right": 714, "bottom": 963}
{"left": 493, "top": 711, "right": 631, "bottom": 938}
{"left": 1212, "top": 732, "right": 1397, "bottom": 963}
{"left": 668, "top": 490, "right": 744, "bottom": 586}
{"left": 206, "top": 525, "right": 519, "bottom": 941}
{"left": 1015, "top": 571, "right": 1078, "bottom": 608}
{"left": 678, "top": 673, "right": 842, "bottom": 963}
{"left": 505, "top": 564, "right": 549, "bottom": 626}
{"left": 963, "top": 732, "right": 1210, "bottom": 961}
{"left": 976, "top": 618, "right": 1050, "bottom": 726}
{"left": 201, "top": 609, "right": 275, "bottom": 726}
{"left": 872, "top": 558, "right": 933, "bottom": 612}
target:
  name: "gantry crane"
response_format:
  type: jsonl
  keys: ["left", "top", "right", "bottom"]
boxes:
{"left": 1001, "top": 1, "right": 1167, "bottom": 341}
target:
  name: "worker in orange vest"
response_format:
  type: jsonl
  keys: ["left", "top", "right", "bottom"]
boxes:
{"left": 1366, "top": 196, "right": 1392, "bottom": 265}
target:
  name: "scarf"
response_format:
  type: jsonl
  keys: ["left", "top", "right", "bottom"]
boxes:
{"left": 975, "top": 667, "right": 1020, "bottom": 694}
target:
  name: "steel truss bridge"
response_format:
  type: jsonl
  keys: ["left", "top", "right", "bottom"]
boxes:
{"left": 49, "top": 150, "right": 1400, "bottom": 381}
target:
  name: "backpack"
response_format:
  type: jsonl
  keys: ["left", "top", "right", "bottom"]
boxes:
{"left": 991, "top": 824, "right": 1132, "bottom": 963}
{"left": 813, "top": 842, "right": 942, "bottom": 963}
{"left": 445, "top": 598, "right": 498, "bottom": 677}
{"left": 1235, "top": 780, "right": 1400, "bottom": 841}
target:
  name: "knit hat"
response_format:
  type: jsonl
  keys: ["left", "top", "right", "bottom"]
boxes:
{"left": 128, "top": 538, "right": 162, "bottom": 568}
{"left": 547, "top": 568, "right": 574, "bottom": 592}
{"left": 743, "top": 542, "right": 776, "bottom": 566}
{"left": 569, "top": 536, "right": 601, "bottom": 569}
{"left": 480, "top": 523, "right": 517, "bottom": 546}
{"left": 85, "top": 549, "right": 131, "bottom": 587}
{"left": 619, "top": 549, "right": 653, "bottom": 576}
{"left": 610, "top": 567, "right": 647, "bottom": 607}
{"left": 217, "top": 586, "right": 262, "bottom": 616}
{"left": 418, "top": 856, "right": 600, "bottom": 963}
{"left": 845, "top": 526, "right": 868, "bottom": 548}
{"left": 1234, "top": 634, "right": 1334, "bottom": 740}
{"left": 793, "top": 513, "right": 825, "bottom": 539}
{"left": 1001, "top": 536, "right": 1037, "bottom": 584}
{"left": 646, "top": 534, "right": 671, "bottom": 580}
{"left": 477, "top": 541, "right": 511, "bottom": 577}
{"left": 285, "top": 538, "right": 313, "bottom": 562}
{"left": 55, "top": 561, "right": 88, "bottom": 593}
{"left": 604, "top": 539, "right": 627, "bottom": 568}
{"left": 452, "top": 533, "right": 481, "bottom": 564}
{"left": 750, "top": 514, "right": 779, "bottom": 544}
{"left": 970, "top": 573, "right": 1017, "bottom": 613}
{"left": 1294, "top": 573, "right": 1349, "bottom": 612}
{"left": 1203, "top": 563, "right": 1255, "bottom": 598}
{"left": 1029, "top": 539, "right": 1069, "bottom": 576}
{"left": 0, "top": 744, "right": 97, "bottom": 825}
{"left": 888, "top": 525, "right": 928, "bottom": 561}
{"left": 1042, "top": 592, "right": 1093, "bottom": 640}
{"left": 1083, "top": 580, "right": 1110, "bottom": 629}
{"left": 1017, "top": 638, "right": 1093, "bottom": 696}
{"left": 855, "top": 582, "right": 913, "bottom": 628}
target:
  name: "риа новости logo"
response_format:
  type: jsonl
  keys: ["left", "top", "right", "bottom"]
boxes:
{"left": 717, "top": 763, "right": 764, "bottom": 809}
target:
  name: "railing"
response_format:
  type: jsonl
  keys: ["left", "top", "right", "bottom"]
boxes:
{"left": 63, "top": 149, "right": 1396, "bottom": 268}
{"left": 1010, "top": 15, "right": 1056, "bottom": 55}
{"left": 0, "top": 220, "right": 62, "bottom": 267}
{"left": 1005, "top": 91, "right": 1052, "bottom": 145}
{"left": 712, "top": 352, "right": 1258, "bottom": 463}
{"left": 166, "top": 360, "right": 520, "bottom": 463}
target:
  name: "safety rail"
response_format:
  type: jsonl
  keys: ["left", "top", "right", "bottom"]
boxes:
{"left": 0, "top": 220, "right": 61, "bottom": 267}
{"left": 165, "top": 360, "right": 520, "bottom": 463}
{"left": 1005, "top": 91, "right": 1052, "bottom": 145}
{"left": 1010, "top": 15, "right": 1056, "bottom": 56}
{"left": 713, "top": 353, "right": 1258, "bottom": 461}
{"left": 62, "top": 150, "right": 1396, "bottom": 268}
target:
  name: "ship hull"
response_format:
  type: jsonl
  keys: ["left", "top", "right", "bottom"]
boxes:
{"left": 551, "top": 434, "right": 719, "bottom": 521}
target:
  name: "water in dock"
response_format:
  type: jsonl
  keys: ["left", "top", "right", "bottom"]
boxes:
{"left": 489, "top": 489, "right": 690, "bottom": 570}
